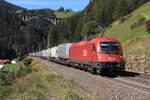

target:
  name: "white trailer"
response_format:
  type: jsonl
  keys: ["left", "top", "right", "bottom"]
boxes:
{"left": 58, "top": 43, "right": 73, "bottom": 59}
{"left": 50, "top": 46, "right": 58, "bottom": 58}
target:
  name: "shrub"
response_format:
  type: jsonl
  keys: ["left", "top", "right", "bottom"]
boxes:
{"left": 145, "top": 20, "right": 150, "bottom": 33}
{"left": 0, "top": 87, "right": 14, "bottom": 100}
{"left": 0, "top": 71, "right": 15, "bottom": 86}
{"left": 16, "top": 64, "right": 32, "bottom": 78}
{"left": 131, "top": 17, "right": 146, "bottom": 29}
{"left": 119, "top": 17, "right": 125, "bottom": 23}
{"left": 0, "top": 58, "right": 33, "bottom": 86}
{"left": 23, "top": 58, "right": 32, "bottom": 66}
{"left": 0, "top": 58, "right": 33, "bottom": 99}
{"left": 118, "top": 15, "right": 132, "bottom": 24}
{"left": 125, "top": 14, "right": 132, "bottom": 20}
{"left": 15, "top": 58, "right": 33, "bottom": 77}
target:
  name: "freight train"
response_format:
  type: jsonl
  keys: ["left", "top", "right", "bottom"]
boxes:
{"left": 30, "top": 37, "right": 125, "bottom": 74}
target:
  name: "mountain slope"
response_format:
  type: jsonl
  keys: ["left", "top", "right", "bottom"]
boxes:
{"left": 47, "top": 0, "right": 149, "bottom": 45}
{"left": 0, "top": 0, "right": 25, "bottom": 11}
{"left": 104, "top": 1, "right": 150, "bottom": 74}
{"left": 105, "top": 1, "right": 150, "bottom": 54}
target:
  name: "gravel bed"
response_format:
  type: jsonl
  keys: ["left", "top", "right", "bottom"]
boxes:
{"left": 118, "top": 76, "right": 150, "bottom": 86}
{"left": 42, "top": 60, "right": 150, "bottom": 100}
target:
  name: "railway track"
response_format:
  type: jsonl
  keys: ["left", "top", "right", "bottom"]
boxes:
{"left": 42, "top": 59, "right": 150, "bottom": 94}
{"left": 139, "top": 74, "right": 150, "bottom": 80}
{"left": 101, "top": 76, "right": 150, "bottom": 94}
{"left": 40, "top": 59, "right": 150, "bottom": 100}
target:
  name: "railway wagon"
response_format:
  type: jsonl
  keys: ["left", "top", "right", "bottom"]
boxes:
{"left": 50, "top": 46, "right": 58, "bottom": 59}
{"left": 42, "top": 49, "right": 51, "bottom": 59}
{"left": 58, "top": 43, "right": 73, "bottom": 59}
{"left": 69, "top": 37, "right": 125, "bottom": 73}
{"left": 34, "top": 52, "right": 40, "bottom": 57}
{"left": 38, "top": 51, "right": 43, "bottom": 57}
{"left": 47, "top": 48, "right": 51, "bottom": 58}
{"left": 41, "top": 50, "right": 47, "bottom": 59}
{"left": 41, "top": 50, "right": 46, "bottom": 58}
{"left": 57, "top": 43, "right": 73, "bottom": 64}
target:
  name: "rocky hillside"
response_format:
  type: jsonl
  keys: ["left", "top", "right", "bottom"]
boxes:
{"left": 105, "top": 1, "right": 150, "bottom": 74}
{"left": 0, "top": 0, "right": 25, "bottom": 11}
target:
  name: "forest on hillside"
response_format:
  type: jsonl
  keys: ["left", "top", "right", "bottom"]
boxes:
{"left": 0, "top": 0, "right": 149, "bottom": 59}
{"left": 0, "top": 9, "right": 55, "bottom": 59}
{"left": 49, "top": 0, "right": 149, "bottom": 44}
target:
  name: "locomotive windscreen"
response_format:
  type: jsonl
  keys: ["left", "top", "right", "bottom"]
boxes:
{"left": 100, "top": 42, "right": 120, "bottom": 54}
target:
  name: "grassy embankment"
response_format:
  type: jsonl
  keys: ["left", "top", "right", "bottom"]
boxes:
{"left": 0, "top": 58, "right": 94, "bottom": 100}
{"left": 3, "top": 64, "right": 17, "bottom": 71}
{"left": 104, "top": 2, "right": 150, "bottom": 55}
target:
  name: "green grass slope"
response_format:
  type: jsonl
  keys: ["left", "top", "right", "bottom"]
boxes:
{"left": 104, "top": 1, "right": 150, "bottom": 55}
{"left": 0, "top": 58, "right": 94, "bottom": 100}
{"left": 3, "top": 64, "right": 17, "bottom": 71}
{"left": 54, "top": 11, "right": 76, "bottom": 18}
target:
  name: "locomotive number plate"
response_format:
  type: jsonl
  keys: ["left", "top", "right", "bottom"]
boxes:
{"left": 108, "top": 58, "right": 116, "bottom": 60}
{"left": 83, "top": 50, "right": 87, "bottom": 56}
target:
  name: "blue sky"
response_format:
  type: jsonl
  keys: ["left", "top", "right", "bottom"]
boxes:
{"left": 6, "top": 0, "right": 90, "bottom": 11}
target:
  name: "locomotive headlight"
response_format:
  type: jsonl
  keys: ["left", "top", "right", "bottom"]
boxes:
{"left": 120, "top": 56, "right": 123, "bottom": 59}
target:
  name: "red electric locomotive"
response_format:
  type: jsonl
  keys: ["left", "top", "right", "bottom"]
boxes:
{"left": 69, "top": 37, "right": 125, "bottom": 74}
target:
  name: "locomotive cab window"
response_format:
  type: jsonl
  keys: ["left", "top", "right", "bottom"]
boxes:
{"left": 100, "top": 42, "right": 120, "bottom": 54}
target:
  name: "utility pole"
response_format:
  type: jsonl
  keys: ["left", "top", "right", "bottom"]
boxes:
{"left": 47, "top": 33, "right": 50, "bottom": 61}
{"left": 47, "top": 33, "right": 49, "bottom": 49}
{"left": 97, "top": 26, "right": 105, "bottom": 37}
{"left": 39, "top": 44, "right": 41, "bottom": 58}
